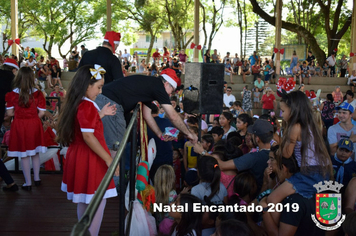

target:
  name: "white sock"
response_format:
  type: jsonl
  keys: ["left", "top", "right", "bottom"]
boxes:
{"left": 32, "top": 154, "right": 41, "bottom": 181}
{"left": 77, "top": 202, "right": 88, "bottom": 220}
{"left": 89, "top": 199, "right": 107, "bottom": 236}
{"left": 20, "top": 157, "right": 32, "bottom": 186}
{"left": 76, "top": 199, "right": 106, "bottom": 236}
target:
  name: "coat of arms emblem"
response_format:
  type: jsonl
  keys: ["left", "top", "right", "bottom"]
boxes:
{"left": 311, "top": 181, "right": 346, "bottom": 230}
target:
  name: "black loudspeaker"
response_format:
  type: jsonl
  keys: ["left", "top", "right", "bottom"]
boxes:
{"left": 183, "top": 62, "right": 224, "bottom": 114}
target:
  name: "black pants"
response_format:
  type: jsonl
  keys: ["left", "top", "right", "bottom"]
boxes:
{"left": 340, "top": 69, "right": 347, "bottom": 78}
{"left": 323, "top": 119, "right": 334, "bottom": 131}
{"left": 330, "top": 66, "right": 336, "bottom": 76}
{"left": 0, "top": 160, "right": 14, "bottom": 185}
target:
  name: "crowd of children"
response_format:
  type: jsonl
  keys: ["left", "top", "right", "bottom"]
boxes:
{"left": 145, "top": 82, "right": 356, "bottom": 235}
{"left": 2, "top": 49, "right": 356, "bottom": 236}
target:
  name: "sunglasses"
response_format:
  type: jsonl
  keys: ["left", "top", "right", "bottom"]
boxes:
{"left": 227, "top": 90, "right": 232, "bottom": 92}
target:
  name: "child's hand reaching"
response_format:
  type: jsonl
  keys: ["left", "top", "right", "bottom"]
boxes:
{"left": 181, "top": 186, "right": 192, "bottom": 194}
{"left": 99, "top": 102, "right": 117, "bottom": 118}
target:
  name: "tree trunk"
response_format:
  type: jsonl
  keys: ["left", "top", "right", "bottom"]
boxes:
{"left": 200, "top": 2, "right": 208, "bottom": 57}
{"left": 146, "top": 30, "right": 156, "bottom": 63}
{"left": 237, "top": 0, "right": 243, "bottom": 58}
{"left": 243, "top": 0, "right": 247, "bottom": 58}
{"left": 183, "top": 35, "right": 194, "bottom": 51}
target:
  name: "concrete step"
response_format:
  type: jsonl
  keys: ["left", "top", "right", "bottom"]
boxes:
{"left": 224, "top": 74, "right": 348, "bottom": 85}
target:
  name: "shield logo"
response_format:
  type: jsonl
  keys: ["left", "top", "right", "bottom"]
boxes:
{"left": 315, "top": 193, "right": 342, "bottom": 225}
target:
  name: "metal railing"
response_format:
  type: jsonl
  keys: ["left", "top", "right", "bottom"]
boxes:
{"left": 70, "top": 104, "right": 140, "bottom": 236}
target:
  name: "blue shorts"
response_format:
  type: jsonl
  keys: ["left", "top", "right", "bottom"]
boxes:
{"left": 264, "top": 74, "right": 270, "bottom": 81}
{"left": 286, "top": 168, "right": 329, "bottom": 199}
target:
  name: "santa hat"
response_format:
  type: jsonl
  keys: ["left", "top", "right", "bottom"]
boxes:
{"left": 3, "top": 58, "right": 19, "bottom": 70}
{"left": 309, "top": 91, "right": 317, "bottom": 100}
{"left": 160, "top": 68, "right": 181, "bottom": 89}
{"left": 103, "top": 31, "right": 121, "bottom": 50}
{"left": 305, "top": 90, "right": 311, "bottom": 99}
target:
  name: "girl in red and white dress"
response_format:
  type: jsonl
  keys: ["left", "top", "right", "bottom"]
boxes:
{"left": 5, "top": 67, "right": 47, "bottom": 191}
{"left": 56, "top": 64, "right": 119, "bottom": 236}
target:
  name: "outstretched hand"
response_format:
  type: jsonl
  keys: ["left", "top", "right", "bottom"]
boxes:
{"left": 193, "top": 141, "right": 204, "bottom": 154}
{"left": 187, "top": 132, "right": 198, "bottom": 145}
{"left": 99, "top": 102, "right": 117, "bottom": 118}
{"left": 161, "top": 135, "right": 177, "bottom": 142}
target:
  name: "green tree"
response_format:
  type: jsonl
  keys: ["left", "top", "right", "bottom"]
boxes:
{"left": 200, "top": 0, "right": 229, "bottom": 53}
{"left": 117, "top": 20, "right": 139, "bottom": 47}
{"left": 249, "top": 0, "right": 352, "bottom": 65}
{"left": 0, "top": 1, "right": 34, "bottom": 55}
{"left": 225, "top": 0, "right": 257, "bottom": 58}
{"left": 23, "top": 0, "right": 102, "bottom": 58}
{"left": 162, "top": 0, "right": 194, "bottom": 50}
{"left": 112, "top": 0, "right": 165, "bottom": 62}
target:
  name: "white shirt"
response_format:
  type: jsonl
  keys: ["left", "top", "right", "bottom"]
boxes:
{"left": 122, "top": 53, "right": 131, "bottom": 60}
{"left": 349, "top": 99, "right": 356, "bottom": 111}
{"left": 223, "top": 56, "right": 230, "bottom": 64}
{"left": 326, "top": 56, "right": 336, "bottom": 66}
{"left": 223, "top": 93, "right": 236, "bottom": 108}
{"left": 20, "top": 61, "right": 27, "bottom": 68}
{"left": 26, "top": 59, "right": 37, "bottom": 67}
{"left": 233, "top": 57, "right": 240, "bottom": 64}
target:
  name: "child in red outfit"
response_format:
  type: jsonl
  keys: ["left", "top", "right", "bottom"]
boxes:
{"left": 5, "top": 67, "right": 47, "bottom": 190}
{"left": 56, "top": 64, "right": 119, "bottom": 236}
{"left": 49, "top": 84, "right": 64, "bottom": 110}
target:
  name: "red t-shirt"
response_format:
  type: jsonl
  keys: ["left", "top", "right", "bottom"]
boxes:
{"left": 152, "top": 52, "right": 161, "bottom": 58}
{"left": 50, "top": 59, "right": 59, "bottom": 69}
{"left": 252, "top": 65, "right": 261, "bottom": 74}
{"left": 179, "top": 53, "right": 187, "bottom": 62}
{"left": 261, "top": 94, "right": 275, "bottom": 109}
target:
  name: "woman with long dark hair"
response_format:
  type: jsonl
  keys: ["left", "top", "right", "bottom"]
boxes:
{"left": 319, "top": 93, "right": 335, "bottom": 131}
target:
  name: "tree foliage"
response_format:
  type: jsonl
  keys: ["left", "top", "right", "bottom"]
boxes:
{"left": 0, "top": 1, "right": 34, "bottom": 55}
{"left": 0, "top": 0, "right": 102, "bottom": 58}
{"left": 24, "top": 0, "right": 102, "bottom": 58}
{"left": 112, "top": 0, "right": 165, "bottom": 62}
{"left": 162, "top": 0, "right": 194, "bottom": 50}
{"left": 200, "top": 0, "right": 229, "bottom": 53}
{"left": 249, "top": 0, "right": 352, "bottom": 65}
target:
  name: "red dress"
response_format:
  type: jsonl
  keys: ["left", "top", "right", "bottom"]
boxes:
{"left": 61, "top": 98, "right": 117, "bottom": 204}
{"left": 5, "top": 88, "right": 47, "bottom": 158}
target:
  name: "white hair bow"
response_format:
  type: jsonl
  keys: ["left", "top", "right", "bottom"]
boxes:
{"left": 90, "top": 64, "right": 106, "bottom": 80}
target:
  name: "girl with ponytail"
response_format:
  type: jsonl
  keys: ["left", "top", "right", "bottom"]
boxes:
{"left": 191, "top": 156, "right": 228, "bottom": 205}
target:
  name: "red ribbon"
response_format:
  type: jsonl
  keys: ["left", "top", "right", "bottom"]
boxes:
{"left": 333, "top": 48, "right": 338, "bottom": 52}
{"left": 8, "top": 38, "right": 21, "bottom": 46}
{"left": 190, "top": 43, "right": 201, "bottom": 50}
{"left": 274, "top": 48, "right": 284, "bottom": 54}
{"left": 350, "top": 52, "right": 356, "bottom": 57}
